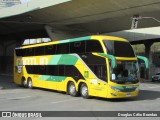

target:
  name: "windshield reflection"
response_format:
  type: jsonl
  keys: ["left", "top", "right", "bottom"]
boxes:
{"left": 110, "top": 61, "right": 139, "bottom": 84}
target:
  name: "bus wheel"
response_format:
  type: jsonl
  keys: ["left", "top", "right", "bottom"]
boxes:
{"left": 68, "top": 82, "right": 78, "bottom": 97}
{"left": 21, "top": 77, "right": 27, "bottom": 88}
{"left": 80, "top": 83, "right": 89, "bottom": 99}
{"left": 27, "top": 78, "right": 33, "bottom": 89}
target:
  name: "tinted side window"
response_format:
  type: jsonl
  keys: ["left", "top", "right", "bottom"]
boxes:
{"left": 57, "top": 43, "right": 69, "bottom": 54}
{"left": 25, "top": 48, "right": 34, "bottom": 56}
{"left": 59, "top": 66, "right": 65, "bottom": 76}
{"left": 86, "top": 40, "right": 103, "bottom": 53}
{"left": 26, "top": 65, "right": 84, "bottom": 81}
{"left": 34, "top": 66, "right": 40, "bottom": 74}
{"left": 21, "top": 49, "right": 26, "bottom": 56}
{"left": 46, "top": 65, "right": 59, "bottom": 76}
{"left": 70, "top": 41, "right": 85, "bottom": 53}
{"left": 39, "top": 65, "right": 46, "bottom": 75}
{"left": 45, "top": 45, "right": 57, "bottom": 55}
{"left": 35, "top": 46, "right": 45, "bottom": 56}
{"left": 15, "top": 49, "right": 23, "bottom": 56}
{"left": 25, "top": 65, "right": 34, "bottom": 74}
{"left": 65, "top": 65, "right": 84, "bottom": 81}
{"left": 26, "top": 65, "right": 39, "bottom": 74}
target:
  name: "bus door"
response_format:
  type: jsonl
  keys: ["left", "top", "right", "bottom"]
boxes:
{"left": 88, "top": 64, "right": 107, "bottom": 97}
{"left": 94, "top": 65, "right": 107, "bottom": 81}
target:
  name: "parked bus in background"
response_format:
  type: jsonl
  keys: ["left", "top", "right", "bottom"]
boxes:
{"left": 14, "top": 35, "right": 148, "bottom": 99}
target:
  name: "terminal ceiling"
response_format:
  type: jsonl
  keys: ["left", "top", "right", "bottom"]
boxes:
{"left": 0, "top": 0, "right": 160, "bottom": 40}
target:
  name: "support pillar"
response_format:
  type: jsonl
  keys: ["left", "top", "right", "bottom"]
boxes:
{"left": 0, "top": 38, "right": 22, "bottom": 75}
{"left": 144, "top": 41, "right": 153, "bottom": 80}
{"left": 0, "top": 41, "right": 6, "bottom": 75}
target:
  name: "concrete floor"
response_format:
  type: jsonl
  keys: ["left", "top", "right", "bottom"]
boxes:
{"left": 0, "top": 75, "right": 160, "bottom": 120}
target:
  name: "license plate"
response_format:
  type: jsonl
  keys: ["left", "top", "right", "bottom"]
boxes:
{"left": 126, "top": 93, "right": 131, "bottom": 97}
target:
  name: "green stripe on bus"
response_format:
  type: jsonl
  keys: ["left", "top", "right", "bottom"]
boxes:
{"left": 48, "top": 55, "right": 61, "bottom": 65}
{"left": 49, "top": 54, "right": 78, "bottom": 65}
{"left": 60, "top": 36, "right": 91, "bottom": 44}
{"left": 39, "top": 75, "right": 66, "bottom": 82}
{"left": 58, "top": 54, "right": 78, "bottom": 65}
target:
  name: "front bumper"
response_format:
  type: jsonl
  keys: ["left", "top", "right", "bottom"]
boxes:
{"left": 107, "top": 87, "right": 139, "bottom": 98}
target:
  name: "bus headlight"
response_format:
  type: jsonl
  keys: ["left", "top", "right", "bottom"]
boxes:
{"left": 110, "top": 86, "right": 120, "bottom": 92}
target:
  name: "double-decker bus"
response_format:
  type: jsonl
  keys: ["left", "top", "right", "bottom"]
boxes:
{"left": 14, "top": 35, "right": 148, "bottom": 98}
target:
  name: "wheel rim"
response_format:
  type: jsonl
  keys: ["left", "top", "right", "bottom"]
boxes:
{"left": 22, "top": 79, "right": 27, "bottom": 87}
{"left": 22, "top": 78, "right": 27, "bottom": 87}
{"left": 28, "top": 80, "right": 32, "bottom": 88}
{"left": 81, "top": 85, "right": 88, "bottom": 97}
{"left": 69, "top": 84, "right": 76, "bottom": 95}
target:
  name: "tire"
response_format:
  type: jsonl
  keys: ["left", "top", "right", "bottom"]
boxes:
{"left": 21, "top": 77, "right": 27, "bottom": 87}
{"left": 68, "top": 82, "right": 78, "bottom": 97}
{"left": 152, "top": 79, "right": 155, "bottom": 82}
{"left": 80, "top": 83, "right": 89, "bottom": 99}
{"left": 27, "top": 78, "right": 33, "bottom": 89}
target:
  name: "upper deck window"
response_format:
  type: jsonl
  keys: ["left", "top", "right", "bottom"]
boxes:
{"left": 15, "top": 40, "right": 104, "bottom": 56}
{"left": 70, "top": 41, "right": 85, "bottom": 53}
{"left": 103, "top": 40, "right": 135, "bottom": 57}
{"left": 86, "top": 40, "right": 103, "bottom": 53}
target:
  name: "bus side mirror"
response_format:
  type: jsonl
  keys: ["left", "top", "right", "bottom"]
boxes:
{"left": 105, "top": 54, "right": 117, "bottom": 68}
{"left": 137, "top": 56, "right": 149, "bottom": 69}
{"left": 97, "top": 53, "right": 117, "bottom": 68}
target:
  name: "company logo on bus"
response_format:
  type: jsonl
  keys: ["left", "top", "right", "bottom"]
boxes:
{"left": 16, "top": 57, "right": 48, "bottom": 66}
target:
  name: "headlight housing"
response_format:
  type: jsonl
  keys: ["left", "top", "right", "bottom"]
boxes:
{"left": 110, "top": 86, "right": 120, "bottom": 92}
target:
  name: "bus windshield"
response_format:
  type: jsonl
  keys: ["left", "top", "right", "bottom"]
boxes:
{"left": 110, "top": 61, "right": 139, "bottom": 84}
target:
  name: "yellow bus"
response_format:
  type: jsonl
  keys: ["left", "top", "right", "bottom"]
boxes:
{"left": 14, "top": 35, "right": 148, "bottom": 98}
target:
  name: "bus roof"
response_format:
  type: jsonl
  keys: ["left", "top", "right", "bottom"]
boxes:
{"left": 19, "top": 35, "right": 128, "bottom": 49}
